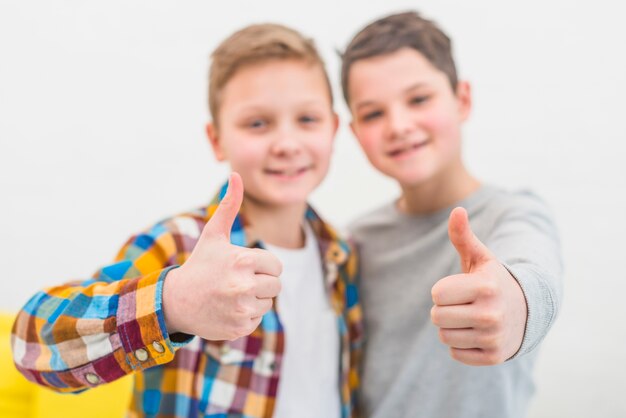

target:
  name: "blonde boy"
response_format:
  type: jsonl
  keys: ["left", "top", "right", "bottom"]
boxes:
{"left": 12, "top": 24, "right": 362, "bottom": 418}
{"left": 342, "top": 12, "right": 562, "bottom": 418}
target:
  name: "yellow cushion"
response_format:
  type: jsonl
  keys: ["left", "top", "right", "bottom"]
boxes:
{"left": 32, "top": 375, "right": 133, "bottom": 418}
{"left": 0, "top": 312, "right": 133, "bottom": 418}
{"left": 0, "top": 311, "right": 34, "bottom": 418}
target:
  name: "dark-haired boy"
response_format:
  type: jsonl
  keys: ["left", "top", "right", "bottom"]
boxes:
{"left": 343, "top": 11, "right": 563, "bottom": 418}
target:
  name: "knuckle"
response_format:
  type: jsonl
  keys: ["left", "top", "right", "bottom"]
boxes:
{"left": 236, "top": 301, "right": 254, "bottom": 318}
{"left": 225, "top": 326, "right": 242, "bottom": 341}
{"left": 480, "top": 333, "right": 501, "bottom": 349}
{"left": 478, "top": 281, "right": 499, "bottom": 298}
{"left": 234, "top": 252, "right": 254, "bottom": 270}
{"left": 254, "top": 248, "right": 282, "bottom": 273}
{"left": 230, "top": 280, "right": 255, "bottom": 298}
{"left": 477, "top": 310, "right": 502, "bottom": 328}
{"left": 241, "top": 282, "right": 256, "bottom": 296}
{"left": 230, "top": 323, "right": 250, "bottom": 340}
{"left": 482, "top": 350, "right": 503, "bottom": 365}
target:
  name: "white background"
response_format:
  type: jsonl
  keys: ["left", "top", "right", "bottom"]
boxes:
{"left": 1, "top": 1, "right": 625, "bottom": 417}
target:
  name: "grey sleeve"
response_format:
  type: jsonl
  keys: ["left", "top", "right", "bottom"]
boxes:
{"left": 486, "top": 191, "right": 564, "bottom": 358}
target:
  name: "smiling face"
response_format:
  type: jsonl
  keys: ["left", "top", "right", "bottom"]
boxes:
{"left": 207, "top": 59, "right": 337, "bottom": 209}
{"left": 348, "top": 48, "right": 471, "bottom": 188}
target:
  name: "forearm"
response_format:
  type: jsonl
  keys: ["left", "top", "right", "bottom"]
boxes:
{"left": 12, "top": 267, "right": 182, "bottom": 392}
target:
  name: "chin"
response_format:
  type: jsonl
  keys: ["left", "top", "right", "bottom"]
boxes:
{"left": 262, "top": 191, "right": 311, "bottom": 207}
{"left": 388, "top": 168, "right": 435, "bottom": 187}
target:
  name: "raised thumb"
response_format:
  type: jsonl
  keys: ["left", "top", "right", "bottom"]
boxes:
{"left": 205, "top": 172, "right": 244, "bottom": 240}
{"left": 448, "top": 207, "right": 492, "bottom": 273}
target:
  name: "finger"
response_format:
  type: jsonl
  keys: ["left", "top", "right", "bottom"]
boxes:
{"left": 448, "top": 207, "right": 493, "bottom": 273}
{"left": 431, "top": 273, "right": 481, "bottom": 305}
{"left": 249, "top": 316, "right": 263, "bottom": 330}
{"left": 204, "top": 172, "right": 244, "bottom": 239}
{"left": 249, "top": 248, "right": 283, "bottom": 276}
{"left": 430, "top": 304, "right": 475, "bottom": 329}
{"left": 438, "top": 328, "right": 493, "bottom": 350}
{"left": 250, "top": 297, "right": 273, "bottom": 318}
{"left": 449, "top": 347, "right": 506, "bottom": 366}
{"left": 254, "top": 273, "right": 282, "bottom": 299}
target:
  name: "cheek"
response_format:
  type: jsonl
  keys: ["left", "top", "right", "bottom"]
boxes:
{"left": 306, "top": 128, "right": 335, "bottom": 161}
{"left": 355, "top": 125, "right": 382, "bottom": 156}
{"left": 226, "top": 142, "right": 264, "bottom": 171}
{"left": 423, "top": 106, "right": 461, "bottom": 147}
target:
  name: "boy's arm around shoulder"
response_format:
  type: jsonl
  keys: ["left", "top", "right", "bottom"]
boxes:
{"left": 11, "top": 216, "right": 192, "bottom": 393}
{"left": 487, "top": 191, "right": 564, "bottom": 358}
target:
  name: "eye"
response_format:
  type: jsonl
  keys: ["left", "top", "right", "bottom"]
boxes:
{"left": 299, "top": 114, "right": 320, "bottom": 125}
{"left": 409, "top": 95, "right": 429, "bottom": 105}
{"left": 361, "top": 110, "right": 383, "bottom": 122}
{"left": 244, "top": 118, "right": 269, "bottom": 131}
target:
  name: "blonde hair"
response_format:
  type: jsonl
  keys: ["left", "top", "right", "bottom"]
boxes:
{"left": 209, "top": 23, "right": 333, "bottom": 125}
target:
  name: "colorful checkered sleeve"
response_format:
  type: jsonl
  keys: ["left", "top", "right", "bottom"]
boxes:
{"left": 11, "top": 215, "right": 202, "bottom": 393}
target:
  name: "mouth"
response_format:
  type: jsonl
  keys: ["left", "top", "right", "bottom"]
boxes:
{"left": 387, "top": 140, "right": 430, "bottom": 158}
{"left": 264, "top": 165, "right": 313, "bottom": 179}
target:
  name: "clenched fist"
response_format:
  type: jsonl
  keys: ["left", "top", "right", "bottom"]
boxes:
{"left": 163, "top": 173, "right": 282, "bottom": 341}
{"left": 430, "top": 207, "right": 527, "bottom": 365}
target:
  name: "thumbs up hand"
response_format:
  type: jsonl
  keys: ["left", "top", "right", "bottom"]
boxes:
{"left": 163, "top": 173, "right": 282, "bottom": 341}
{"left": 430, "top": 207, "right": 527, "bottom": 365}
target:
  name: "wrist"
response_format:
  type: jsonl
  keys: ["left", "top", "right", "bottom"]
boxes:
{"left": 163, "top": 267, "right": 183, "bottom": 335}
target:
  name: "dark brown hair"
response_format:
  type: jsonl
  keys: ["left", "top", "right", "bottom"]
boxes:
{"left": 341, "top": 11, "right": 458, "bottom": 104}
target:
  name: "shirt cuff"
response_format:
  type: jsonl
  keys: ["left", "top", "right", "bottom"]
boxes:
{"left": 116, "top": 266, "right": 192, "bottom": 371}
{"left": 503, "top": 262, "right": 558, "bottom": 359}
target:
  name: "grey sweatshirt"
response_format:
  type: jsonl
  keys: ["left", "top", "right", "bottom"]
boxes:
{"left": 349, "top": 185, "right": 563, "bottom": 418}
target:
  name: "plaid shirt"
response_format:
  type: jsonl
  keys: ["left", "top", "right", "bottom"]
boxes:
{"left": 12, "top": 182, "right": 364, "bottom": 417}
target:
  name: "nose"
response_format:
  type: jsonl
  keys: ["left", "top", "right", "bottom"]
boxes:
{"left": 270, "top": 123, "right": 302, "bottom": 157}
{"left": 386, "top": 104, "right": 414, "bottom": 141}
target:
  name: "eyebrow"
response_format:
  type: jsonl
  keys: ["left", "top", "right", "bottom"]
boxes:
{"left": 354, "top": 82, "right": 427, "bottom": 110}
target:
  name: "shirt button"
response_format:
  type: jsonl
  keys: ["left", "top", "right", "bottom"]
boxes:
{"left": 152, "top": 341, "right": 165, "bottom": 353}
{"left": 135, "top": 348, "right": 149, "bottom": 362}
{"left": 269, "top": 361, "right": 276, "bottom": 371}
{"left": 85, "top": 373, "right": 100, "bottom": 385}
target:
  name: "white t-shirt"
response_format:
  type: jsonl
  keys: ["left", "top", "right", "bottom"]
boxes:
{"left": 265, "top": 222, "right": 341, "bottom": 418}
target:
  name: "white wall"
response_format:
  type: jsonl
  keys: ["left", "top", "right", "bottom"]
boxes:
{"left": 1, "top": 1, "right": 625, "bottom": 416}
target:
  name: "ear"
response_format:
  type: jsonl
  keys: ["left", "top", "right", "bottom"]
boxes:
{"left": 206, "top": 122, "right": 226, "bottom": 161}
{"left": 455, "top": 81, "right": 472, "bottom": 122}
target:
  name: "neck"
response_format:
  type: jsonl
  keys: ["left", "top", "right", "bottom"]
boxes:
{"left": 243, "top": 198, "right": 308, "bottom": 249}
{"left": 398, "top": 159, "right": 481, "bottom": 215}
